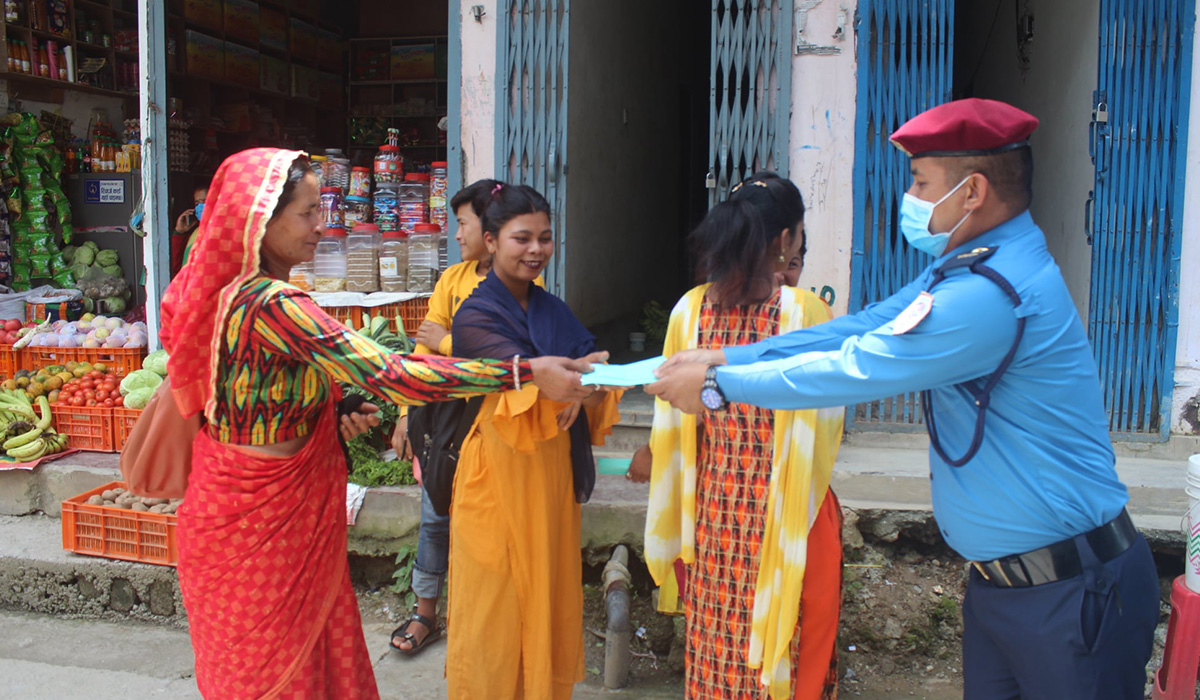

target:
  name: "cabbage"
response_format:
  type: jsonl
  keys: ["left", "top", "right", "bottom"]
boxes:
{"left": 73, "top": 246, "right": 95, "bottom": 265}
{"left": 123, "top": 386, "right": 155, "bottom": 410}
{"left": 101, "top": 264, "right": 122, "bottom": 278}
{"left": 96, "top": 249, "right": 119, "bottom": 267}
{"left": 102, "top": 296, "right": 126, "bottom": 313}
{"left": 143, "top": 349, "right": 168, "bottom": 377}
{"left": 82, "top": 241, "right": 99, "bottom": 252}
{"left": 69, "top": 262, "right": 90, "bottom": 280}
{"left": 120, "top": 369, "right": 163, "bottom": 396}
{"left": 62, "top": 245, "right": 78, "bottom": 263}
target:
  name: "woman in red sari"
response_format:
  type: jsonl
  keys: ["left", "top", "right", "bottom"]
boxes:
{"left": 159, "top": 148, "right": 597, "bottom": 699}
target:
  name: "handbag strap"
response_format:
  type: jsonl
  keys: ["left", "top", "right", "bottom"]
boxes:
{"left": 452, "top": 396, "right": 484, "bottom": 450}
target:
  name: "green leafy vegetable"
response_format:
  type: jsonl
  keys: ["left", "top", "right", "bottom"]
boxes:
{"left": 346, "top": 435, "right": 415, "bottom": 487}
{"left": 119, "top": 369, "right": 163, "bottom": 396}
{"left": 142, "top": 349, "right": 168, "bottom": 376}
{"left": 123, "top": 386, "right": 155, "bottom": 409}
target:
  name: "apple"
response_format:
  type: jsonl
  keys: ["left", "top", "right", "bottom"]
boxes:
{"left": 2, "top": 319, "right": 21, "bottom": 332}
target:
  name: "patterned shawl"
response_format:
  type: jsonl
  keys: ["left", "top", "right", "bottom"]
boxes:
{"left": 645, "top": 284, "right": 844, "bottom": 700}
{"left": 159, "top": 148, "right": 304, "bottom": 420}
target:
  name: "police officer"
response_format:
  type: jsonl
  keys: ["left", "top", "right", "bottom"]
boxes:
{"left": 647, "top": 98, "right": 1159, "bottom": 700}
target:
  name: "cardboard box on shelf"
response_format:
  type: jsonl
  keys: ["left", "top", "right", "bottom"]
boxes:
{"left": 260, "top": 54, "right": 289, "bottom": 94}
{"left": 223, "top": 41, "right": 259, "bottom": 87}
{"left": 291, "top": 64, "right": 319, "bottom": 101}
{"left": 391, "top": 44, "right": 436, "bottom": 80}
{"left": 259, "top": 6, "right": 287, "bottom": 52}
{"left": 185, "top": 30, "right": 224, "bottom": 80}
{"left": 184, "top": 0, "right": 223, "bottom": 31}
{"left": 289, "top": 18, "right": 318, "bottom": 56}
{"left": 222, "top": 0, "right": 259, "bottom": 44}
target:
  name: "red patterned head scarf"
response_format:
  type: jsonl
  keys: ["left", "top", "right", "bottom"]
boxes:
{"left": 160, "top": 148, "right": 304, "bottom": 419}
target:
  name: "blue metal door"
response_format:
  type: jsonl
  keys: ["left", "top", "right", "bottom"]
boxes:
{"left": 707, "top": 0, "right": 793, "bottom": 206}
{"left": 850, "top": 0, "right": 954, "bottom": 429}
{"left": 1087, "top": 0, "right": 1194, "bottom": 438}
{"left": 496, "top": 0, "right": 570, "bottom": 295}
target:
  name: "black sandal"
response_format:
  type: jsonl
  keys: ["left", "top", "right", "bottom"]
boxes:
{"left": 390, "top": 612, "right": 443, "bottom": 656}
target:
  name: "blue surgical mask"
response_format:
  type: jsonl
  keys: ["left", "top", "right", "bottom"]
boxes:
{"left": 194, "top": 203, "right": 205, "bottom": 222}
{"left": 899, "top": 176, "right": 972, "bottom": 257}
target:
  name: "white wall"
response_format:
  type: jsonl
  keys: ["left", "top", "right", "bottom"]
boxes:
{"left": 789, "top": 1, "right": 857, "bottom": 316}
{"left": 458, "top": 0, "right": 498, "bottom": 182}
{"left": 959, "top": 0, "right": 1097, "bottom": 323}
{"left": 1172, "top": 15, "right": 1200, "bottom": 434}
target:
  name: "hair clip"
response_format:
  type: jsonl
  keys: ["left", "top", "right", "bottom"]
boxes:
{"left": 491, "top": 183, "right": 504, "bottom": 196}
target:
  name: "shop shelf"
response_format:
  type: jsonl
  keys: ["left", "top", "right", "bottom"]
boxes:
{"left": 55, "top": 404, "right": 115, "bottom": 452}
{"left": 113, "top": 406, "right": 142, "bottom": 451}
{"left": 61, "top": 481, "right": 178, "bottom": 567}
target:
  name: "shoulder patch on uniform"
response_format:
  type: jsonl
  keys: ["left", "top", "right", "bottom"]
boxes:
{"left": 937, "top": 245, "right": 999, "bottom": 274}
{"left": 891, "top": 291, "right": 935, "bottom": 335}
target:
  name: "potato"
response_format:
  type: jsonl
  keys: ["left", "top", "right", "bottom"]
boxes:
{"left": 168, "top": 499, "right": 183, "bottom": 506}
{"left": 100, "top": 490, "right": 117, "bottom": 501}
{"left": 131, "top": 502, "right": 148, "bottom": 512}
{"left": 142, "top": 497, "right": 167, "bottom": 507}
{"left": 148, "top": 504, "right": 168, "bottom": 513}
{"left": 164, "top": 504, "right": 178, "bottom": 514}
{"left": 86, "top": 495, "right": 104, "bottom": 505}
{"left": 112, "top": 487, "right": 126, "bottom": 495}
{"left": 113, "top": 501, "right": 132, "bottom": 509}
{"left": 102, "top": 499, "right": 116, "bottom": 506}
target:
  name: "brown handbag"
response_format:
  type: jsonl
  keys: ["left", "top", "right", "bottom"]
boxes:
{"left": 118, "top": 377, "right": 202, "bottom": 499}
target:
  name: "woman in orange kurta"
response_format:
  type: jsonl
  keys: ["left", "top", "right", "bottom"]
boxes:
{"left": 444, "top": 184, "right": 621, "bottom": 699}
{"left": 159, "top": 150, "right": 598, "bottom": 699}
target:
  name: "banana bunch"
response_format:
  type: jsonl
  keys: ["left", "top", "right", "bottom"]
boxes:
{"left": 0, "top": 392, "right": 64, "bottom": 461}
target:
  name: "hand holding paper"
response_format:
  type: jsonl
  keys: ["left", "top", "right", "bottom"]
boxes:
{"left": 580, "top": 356, "right": 666, "bottom": 387}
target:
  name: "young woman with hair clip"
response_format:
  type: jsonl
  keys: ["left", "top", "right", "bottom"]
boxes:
{"left": 634, "top": 173, "right": 845, "bottom": 700}
{"left": 443, "top": 183, "right": 622, "bottom": 699}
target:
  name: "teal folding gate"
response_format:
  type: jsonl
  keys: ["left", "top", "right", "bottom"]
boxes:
{"left": 1087, "top": 0, "right": 1195, "bottom": 439}
{"left": 495, "top": 0, "right": 570, "bottom": 295}
{"left": 707, "top": 0, "right": 793, "bottom": 206}
{"left": 850, "top": 0, "right": 954, "bottom": 429}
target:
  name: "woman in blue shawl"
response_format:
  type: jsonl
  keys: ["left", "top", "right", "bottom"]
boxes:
{"left": 445, "top": 184, "right": 622, "bottom": 700}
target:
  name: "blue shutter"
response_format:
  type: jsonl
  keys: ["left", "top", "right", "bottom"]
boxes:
{"left": 496, "top": 0, "right": 570, "bottom": 295}
{"left": 850, "top": 0, "right": 954, "bottom": 429}
{"left": 708, "top": 0, "right": 793, "bottom": 206}
{"left": 1087, "top": 0, "right": 1195, "bottom": 439}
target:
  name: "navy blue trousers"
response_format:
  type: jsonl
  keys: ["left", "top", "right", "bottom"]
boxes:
{"left": 962, "top": 533, "right": 1159, "bottom": 700}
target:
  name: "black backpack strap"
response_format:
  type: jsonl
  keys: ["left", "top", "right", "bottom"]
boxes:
{"left": 452, "top": 396, "right": 484, "bottom": 450}
{"left": 920, "top": 246, "right": 1026, "bottom": 467}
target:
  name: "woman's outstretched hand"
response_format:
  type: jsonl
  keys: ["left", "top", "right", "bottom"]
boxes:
{"left": 528, "top": 352, "right": 609, "bottom": 403}
{"left": 654, "top": 348, "right": 727, "bottom": 375}
{"left": 340, "top": 402, "right": 381, "bottom": 442}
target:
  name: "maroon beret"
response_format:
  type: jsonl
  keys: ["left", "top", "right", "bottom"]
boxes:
{"left": 889, "top": 98, "right": 1039, "bottom": 157}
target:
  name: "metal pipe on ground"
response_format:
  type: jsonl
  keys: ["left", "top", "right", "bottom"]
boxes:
{"left": 603, "top": 544, "right": 632, "bottom": 689}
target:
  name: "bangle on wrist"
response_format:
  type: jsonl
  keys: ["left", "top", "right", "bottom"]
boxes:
{"left": 513, "top": 354, "right": 522, "bottom": 391}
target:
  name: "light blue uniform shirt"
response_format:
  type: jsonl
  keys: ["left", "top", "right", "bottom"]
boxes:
{"left": 718, "top": 211, "right": 1128, "bottom": 561}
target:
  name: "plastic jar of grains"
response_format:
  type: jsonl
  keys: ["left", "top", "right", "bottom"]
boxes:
{"left": 373, "top": 183, "right": 400, "bottom": 232}
{"left": 288, "top": 260, "right": 314, "bottom": 291}
{"left": 324, "top": 148, "right": 351, "bottom": 191}
{"left": 349, "top": 166, "right": 372, "bottom": 198}
{"left": 399, "top": 174, "right": 428, "bottom": 234}
{"left": 345, "top": 223, "right": 381, "bottom": 293}
{"left": 313, "top": 226, "right": 348, "bottom": 292}
{"left": 429, "top": 161, "right": 448, "bottom": 231}
{"left": 320, "top": 186, "right": 344, "bottom": 228}
{"left": 407, "top": 223, "right": 440, "bottom": 293}
{"left": 344, "top": 195, "right": 372, "bottom": 229}
{"left": 379, "top": 230, "right": 409, "bottom": 293}
{"left": 374, "top": 144, "right": 403, "bottom": 185}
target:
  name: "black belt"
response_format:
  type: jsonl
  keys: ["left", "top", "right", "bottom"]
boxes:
{"left": 971, "top": 509, "right": 1138, "bottom": 588}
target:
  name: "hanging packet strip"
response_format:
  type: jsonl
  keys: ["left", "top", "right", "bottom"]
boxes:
{"left": 580, "top": 356, "right": 667, "bottom": 387}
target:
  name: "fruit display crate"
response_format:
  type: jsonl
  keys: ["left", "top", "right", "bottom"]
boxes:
{"left": 19, "top": 346, "right": 82, "bottom": 371}
{"left": 113, "top": 407, "right": 142, "bottom": 451}
{"left": 54, "top": 404, "right": 116, "bottom": 452}
{"left": 0, "top": 345, "right": 16, "bottom": 380}
{"left": 61, "top": 481, "right": 178, "bottom": 567}
{"left": 326, "top": 296, "right": 430, "bottom": 337}
{"left": 75, "top": 347, "right": 147, "bottom": 377}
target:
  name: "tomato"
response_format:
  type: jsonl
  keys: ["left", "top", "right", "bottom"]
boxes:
{"left": 79, "top": 380, "right": 94, "bottom": 390}
{"left": 87, "top": 400, "right": 97, "bottom": 407}
{"left": 95, "top": 390, "right": 109, "bottom": 400}
{"left": 70, "top": 396, "right": 84, "bottom": 407}
{"left": 113, "top": 396, "right": 124, "bottom": 407}
{"left": 102, "top": 381, "right": 117, "bottom": 392}
{"left": 88, "top": 370, "right": 104, "bottom": 380}
{"left": 83, "top": 391, "right": 96, "bottom": 401}
{"left": 102, "top": 399, "right": 114, "bottom": 407}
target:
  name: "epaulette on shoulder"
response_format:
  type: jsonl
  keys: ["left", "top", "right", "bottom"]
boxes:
{"left": 937, "top": 245, "right": 998, "bottom": 274}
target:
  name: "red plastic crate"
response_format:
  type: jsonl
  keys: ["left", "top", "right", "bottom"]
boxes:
{"left": 19, "top": 346, "right": 81, "bottom": 371}
{"left": 61, "top": 481, "right": 178, "bottom": 567}
{"left": 54, "top": 404, "right": 116, "bottom": 452}
{"left": 113, "top": 406, "right": 142, "bottom": 451}
{"left": 325, "top": 305, "right": 364, "bottom": 330}
{"left": 0, "top": 345, "right": 16, "bottom": 380}
{"left": 389, "top": 296, "right": 430, "bottom": 336}
{"left": 75, "top": 347, "right": 147, "bottom": 377}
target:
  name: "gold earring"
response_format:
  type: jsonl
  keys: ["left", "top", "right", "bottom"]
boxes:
{"left": 778, "top": 254, "right": 786, "bottom": 263}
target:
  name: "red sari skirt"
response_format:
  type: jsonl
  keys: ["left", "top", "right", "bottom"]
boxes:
{"left": 177, "top": 401, "right": 378, "bottom": 700}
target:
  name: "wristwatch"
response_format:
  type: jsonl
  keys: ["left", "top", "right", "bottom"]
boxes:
{"left": 700, "top": 365, "right": 727, "bottom": 411}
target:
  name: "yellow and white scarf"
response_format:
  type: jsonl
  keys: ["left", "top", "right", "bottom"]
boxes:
{"left": 644, "top": 284, "right": 844, "bottom": 699}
